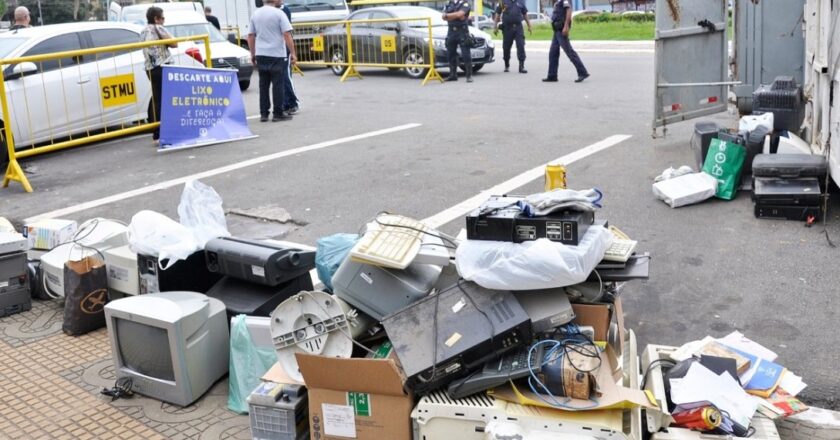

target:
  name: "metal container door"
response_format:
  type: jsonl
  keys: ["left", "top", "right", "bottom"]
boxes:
{"left": 653, "top": 0, "right": 729, "bottom": 134}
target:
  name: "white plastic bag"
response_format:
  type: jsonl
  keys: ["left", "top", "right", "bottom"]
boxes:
{"left": 177, "top": 180, "right": 230, "bottom": 247}
{"left": 127, "top": 210, "right": 201, "bottom": 269}
{"left": 654, "top": 165, "right": 694, "bottom": 183}
{"left": 652, "top": 172, "right": 718, "bottom": 208}
{"left": 455, "top": 226, "right": 613, "bottom": 290}
{"left": 738, "top": 113, "right": 774, "bottom": 133}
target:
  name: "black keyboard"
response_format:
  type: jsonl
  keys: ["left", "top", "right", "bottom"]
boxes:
{"left": 446, "top": 344, "right": 545, "bottom": 399}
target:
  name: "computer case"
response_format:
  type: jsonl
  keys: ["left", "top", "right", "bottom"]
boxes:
{"left": 754, "top": 205, "right": 821, "bottom": 221}
{"left": 0, "top": 251, "right": 30, "bottom": 317}
{"left": 466, "top": 196, "right": 594, "bottom": 245}
{"left": 247, "top": 382, "right": 309, "bottom": 440}
{"left": 753, "top": 76, "right": 804, "bottom": 132}
{"left": 138, "top": 251, "right": 222, "bottom": 295}
{"left": 206, "top": 274, "right": 313, "bottom": 320}
{"left": 382, "top": 281, "right": 531, "bottom": 395}
{"left": 332, "top": 257, "right": 441, "bottom": 321}
{"left": 205, "top": 237, "right": 315, "bottom": 287}
{"left": 512, "top": 288, "right": 575, "bottom": 334}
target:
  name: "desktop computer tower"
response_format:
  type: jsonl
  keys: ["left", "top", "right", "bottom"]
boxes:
{"left": 0, "top": 251, "right": 30, "bottom": 317}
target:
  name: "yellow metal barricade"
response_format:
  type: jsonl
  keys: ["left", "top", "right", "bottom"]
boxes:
{"left": 293, "top": 17, "right": 444, "bottom": 85}
{"left": 2, "top": 35, "right": 212, "bottom": 193}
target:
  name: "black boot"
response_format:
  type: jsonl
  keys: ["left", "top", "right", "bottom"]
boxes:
{"left": 519, "top": 62, "right": 527, "bottom": 74}
{"left": 464, "top": 61, "right": 473, "bottom": 83}
{"left": 447, "top": 64, "right": 458, "bottom": 81}
{"left": 504, "top": 61, "right": 510, "bottom": 72}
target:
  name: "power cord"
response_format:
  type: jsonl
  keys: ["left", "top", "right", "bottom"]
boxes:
{"left": 526, "top": 326, "right": 602, "bottom": 410}
{"left": 640, "top": 358, "right": 676, "bottom": 390}
{"left": 101, "top": 377, "right": 134, "bottom": 401}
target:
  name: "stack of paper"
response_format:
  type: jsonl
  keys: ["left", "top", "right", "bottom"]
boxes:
{"left": 669, "top": 363, "right": 758, "bottom": 434}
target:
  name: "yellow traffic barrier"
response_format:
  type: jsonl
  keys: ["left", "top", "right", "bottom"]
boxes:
{"left": 292, "top": 16, "right": 444, "bottom": 86}
{"left": 2, "top": 35, "right": 212, "bottom": 193}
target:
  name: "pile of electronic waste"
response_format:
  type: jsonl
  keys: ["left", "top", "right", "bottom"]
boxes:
{"left": 654, "top": 76, "right": 827, "bottom": 225}
{"left": 1, "top": 177, "right": 809, "bottom": 440}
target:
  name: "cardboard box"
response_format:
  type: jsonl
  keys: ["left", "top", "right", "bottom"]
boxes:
{"left": 23, "top": 219, "right": 77, "bottom": 250}
{"left": 296, "top": 353, "right": 413, "bottom": 440}
{"left": 571, "top": 302, "right": 612, "bottom": 341}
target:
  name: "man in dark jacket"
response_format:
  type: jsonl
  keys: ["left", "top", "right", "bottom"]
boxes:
{"left": 205, "top": 6, "right": 221, "bottom": 30}
{"left": 543, "top": 0, "right": 589, "bottom": 83}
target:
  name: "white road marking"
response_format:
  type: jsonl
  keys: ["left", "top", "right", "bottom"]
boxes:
{"left": 23, "top": 123, "right": 422, "bottom": 223}
{"left": 421, "top": 134, "right": 632, "bottom": 229}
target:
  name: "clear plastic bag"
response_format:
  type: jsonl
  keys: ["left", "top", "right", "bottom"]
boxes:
{"left": 127, "top": 210, "right": 200, "bottom": 269}
{"left": 315, "top": 233, "right": 359, "bottom": 291}
{"left": 227, "top": 315, "right": 279, "bottom": 414}
{"left": 178, "top": 180, "right": 230, "bottom": 247}
{"left": 455, "top": 226, "right": 613, "bottom": 290}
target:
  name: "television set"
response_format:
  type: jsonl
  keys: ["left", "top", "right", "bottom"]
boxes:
{"left": 104, "top": 291, "right": 229, "bottom": 406}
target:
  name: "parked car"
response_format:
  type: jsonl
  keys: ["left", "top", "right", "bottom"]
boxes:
{"left": 526, "top": 12, "right": 550, "bottom": 25}
{"left": 322, "top": 6, "right": 494, "bottom": 79}
{"left": 472, "top": 14, "right": 494, "bottom": 31}
{"left": 572, "top": 9, "right": 604, "bottom": 19}
{"left": 165, "top": 11, "right": 254, "bottom": 90}
{"left": 109, "top": 1, "right": 204, "bottom": 25}
{"left": 0, "top": 22, "right": 203, "bottom": 151}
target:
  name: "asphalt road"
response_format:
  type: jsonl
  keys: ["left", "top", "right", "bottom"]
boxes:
{"left": 2, "top": 46, "right": 838, "bottom": 409}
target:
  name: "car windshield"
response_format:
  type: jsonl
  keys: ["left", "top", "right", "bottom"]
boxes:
{"left": 167, "top": 23, "right": 228, "bottom": 43}
{"left": 286, "top": 0, "right": 346, "bottom": 12}
{"left": 0, "top": 37, "right": 26, "bottom": 59}
{"left": 390, "top": 8, "right": 448, "bottom": 28}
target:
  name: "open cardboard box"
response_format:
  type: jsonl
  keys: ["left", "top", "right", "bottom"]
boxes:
{"left": 288, "top": 353, "right": 413, "bottom": 440}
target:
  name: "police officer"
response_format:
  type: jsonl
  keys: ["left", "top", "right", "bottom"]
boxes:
{"left": 493, "top": 0, "right": 531, "bottom": 73}
{"left": 442, "top": 0, "right": 473, "bottom": 82}
{"left": 543, "top": 0, "right": 589, "bottom": 83}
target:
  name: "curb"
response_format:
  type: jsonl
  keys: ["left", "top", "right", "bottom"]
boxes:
{"left": 775, "top": 407, "right": 840, "bottom": 440}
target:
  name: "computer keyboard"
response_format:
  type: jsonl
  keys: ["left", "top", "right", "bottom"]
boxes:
{"left": 350, "top": 214, "right": 429, "bottom": 270}
{"left": 602, "top": 238, "right": 638, "bottom": 263}
{"left": 447, "top": 344, "right": 545, "bottom": 399}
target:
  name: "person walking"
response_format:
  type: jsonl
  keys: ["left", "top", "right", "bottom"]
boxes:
{"left": 442, "top": 0, "right": 473, "bottom": 83}
{"left": 140, "top": 6, "right": 177, "bottom": 146}
{"left": 543, "top": 0, "right": 589, "bottom": 83}
{"left": 205, "top": 6, "right": 221, "bottom": 30}
{"left": 493, "top": 0, "right": 531, "bottom": 73}
{"left": 247, "top": 0, "right": 297, "bottom": 122}
{"left": 277, "top": 0, "right": 300, "bottom": 114}
{"left": 9, "top": 6, "right": 31, "bottom": 31}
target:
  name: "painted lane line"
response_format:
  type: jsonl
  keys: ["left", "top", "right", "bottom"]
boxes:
{"left": 421, "top": 134, "right": 632, "bottom": 229}
{"left": 24, "top": 123, "right": 423, "bottom": 223}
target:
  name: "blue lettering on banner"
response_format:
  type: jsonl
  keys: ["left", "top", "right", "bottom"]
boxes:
{"left": 159, "top": 65, "right": 256, "bottom": 151}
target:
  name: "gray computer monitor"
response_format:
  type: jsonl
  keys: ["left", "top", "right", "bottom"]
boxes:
{"left": 104, "top": 291, "right": 229, "bottom": 406}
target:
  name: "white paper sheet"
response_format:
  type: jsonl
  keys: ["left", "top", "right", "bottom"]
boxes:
{"left": 322, "top": 404, "right": 357, "bottom": 438}
{"left": 717, "top": 331, "right": 778, "bottom": 362}
{"left": 669, "top": 363, "right": 758, "bottom": 429}
{"left": 778, "top": 371, "right": 807, "bottom": 396}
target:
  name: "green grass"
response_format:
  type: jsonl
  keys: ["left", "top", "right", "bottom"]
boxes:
{"left": 520, "top": 21, "right": 654, "bottom": 41}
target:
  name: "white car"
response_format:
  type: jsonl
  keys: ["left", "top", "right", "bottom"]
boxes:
{"left": 0, "top": 22, "right": 203, "bottom": 152}
{"left": 164, "top": 11, "right": 254, "bottom": 90}
{"left": 109, "top": 1, "right": 204, "bottom": 25}
{"left": 526, "top": 12, "right": 550, "bottom": 25}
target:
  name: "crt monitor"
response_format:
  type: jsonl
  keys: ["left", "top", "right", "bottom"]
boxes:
{"left": 104, "top": 291, "right": 230, "bottom": 407}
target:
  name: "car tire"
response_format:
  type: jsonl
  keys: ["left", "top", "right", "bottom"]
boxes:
{"left": 239, "top": 80, "right": 250, "bottom": 91}
{"left": 329, "top": 47, "right": 348, "bottom": 76}
{"left": 403, "top": 49, "right": 429, "bottom": 79}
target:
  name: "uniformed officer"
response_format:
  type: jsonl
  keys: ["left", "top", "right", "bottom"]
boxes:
{"left": 543, "top": 0, "right": 589, "bottom": 83}
{"left": 442, "top": 0, "right": 473, "bottom": 82}
{"left": 493, "top": 0, "right": 531, "bottom": 73}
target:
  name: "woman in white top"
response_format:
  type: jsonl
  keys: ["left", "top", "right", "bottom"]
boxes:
{"left": 140, "top": 6, "right": 177, "bottom": 146}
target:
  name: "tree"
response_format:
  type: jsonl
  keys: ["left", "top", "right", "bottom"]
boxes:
{"left": 18, "top": 0, "right": 91, "bottom": 24}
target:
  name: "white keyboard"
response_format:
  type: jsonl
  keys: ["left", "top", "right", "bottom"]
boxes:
{"left": 350, "top": 214, "right": 429, "bottom": 269}
{"left": 602, "top": 238, "right": 637, "bottom": 263}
